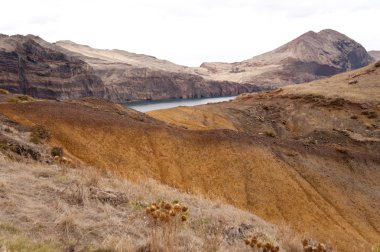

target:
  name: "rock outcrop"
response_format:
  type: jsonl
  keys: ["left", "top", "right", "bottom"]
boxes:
{"left": 0, "top": 34, "right": 105, "bottom": 100}
{"left": 198, "top": 29, "right": 374, "bottom": 88}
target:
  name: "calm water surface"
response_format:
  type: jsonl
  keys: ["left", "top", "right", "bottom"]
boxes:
{"left": 126, "top": 96, "right": 236, "bottom": 112}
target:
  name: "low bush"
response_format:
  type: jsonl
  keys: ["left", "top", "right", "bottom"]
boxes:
{"left": 264, "top": 131, "right": 277, "bottom": 138}
{"left": 361, "top": 110, "right": 378, "bottom": 119}
{"left": 30, "top": 125, "right": 51, "bottom": 144}
{"left": 8, "top": 95, "right": 34, "bottom": 103}
{"left": 0, "top": 89, "right": 9, "bottom": 95}
{"left": 51, "top": 147, "right": 64, "bottom": 158}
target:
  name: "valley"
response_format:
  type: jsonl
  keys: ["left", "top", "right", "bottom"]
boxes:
{"left": 0, "top": 62, "right": 379, "bottom": 251}
{"left": 0, "top": 27, "right": 379, "bottom": 252}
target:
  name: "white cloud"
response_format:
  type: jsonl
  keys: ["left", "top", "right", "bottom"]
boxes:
{"left": 0, "top": 0, "right": 378, "bottom": 66}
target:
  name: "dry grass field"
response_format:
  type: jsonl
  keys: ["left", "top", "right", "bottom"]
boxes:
{"left": 0, "top": 154, "right": 290, "bottom": 252}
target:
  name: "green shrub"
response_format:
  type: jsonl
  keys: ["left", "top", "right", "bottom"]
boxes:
{"left": 51, "top": 147, "right": 64, "bottom": 157}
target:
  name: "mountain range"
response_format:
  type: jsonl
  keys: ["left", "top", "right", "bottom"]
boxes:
{"left": 0, "top": 29, "right": 376, "bottom": 102}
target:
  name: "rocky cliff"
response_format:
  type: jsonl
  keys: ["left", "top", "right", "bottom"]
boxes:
{"left": 0, "top": 34, "right": 105, "bottom": 100}
{"left": 0, "top": 35, "right": 260, "bottom": 102}
{"left": 0, "top": 30, "right": 374, "bottom": 101}
{"left": 198, "top": 29, "right": 374, "bottom": 88}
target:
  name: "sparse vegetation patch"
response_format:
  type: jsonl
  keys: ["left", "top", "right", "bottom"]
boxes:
{"left": 0, "top": 89, "right": 9, "bottom": 95}
{"left": 8, "top": 95, "right": 34, "bottom": 104}
{"left": 51, "top": 147, "right": 64, "bottom": 158}
{"left": 361, "top": 110, "right": 378, "bottom": 119}
{"left": 264, "top": 130, "right": 277, "bottom": 138}
{"left": 30, "top": 125, "right": 51, "bottom": 144}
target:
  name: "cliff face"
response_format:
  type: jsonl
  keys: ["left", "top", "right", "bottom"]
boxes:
{"left": 55, "top": 40, "right": 261, "bottom": 102}
{"left": 0, "top": 35, "right": 260, "bottom": 102}
{"left": 198, "top": 29, "right": 374, "bottom": 88}
{"left": 0, "top": 35, "right": 105, "bottom": 99}
{"left": 0, "top": 30, "right": 374, "bottom": 101}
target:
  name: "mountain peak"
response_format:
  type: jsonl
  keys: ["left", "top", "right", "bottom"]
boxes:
{"left": 200, "top": 29, "right": 373, "bottom": 87}
{"left": 318, "top": 28, "right": 342, "bottom": 35}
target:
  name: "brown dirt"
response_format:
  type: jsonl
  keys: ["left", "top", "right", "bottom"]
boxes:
{"left": 0, "top": 95, "right": 379, "bottom": 251}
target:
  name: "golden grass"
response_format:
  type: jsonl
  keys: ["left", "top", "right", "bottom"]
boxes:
{"left": 147, "top": 106, "right": 237, "bottom": 131}
{"left": 8, "top": 95, "right": 34, "bottom": 104}
{"left": 0, "top": 236, "right": 59, "bottom": 252}
{"left": 0, "top": 156, "right": 279, "bottom": 251}
{"left": 282, "top": 62, "right": 380, "bottom": 104}
{"left": 0, "top": 89, "right": 9, "bottom": 95}
{"left": 0, "top": 98, "right": 379, "bottom": 251}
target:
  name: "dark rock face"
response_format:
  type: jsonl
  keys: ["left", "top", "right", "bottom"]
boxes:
{"left": 0, "top": 35, "right": 260, "bottom": 102}
{"left": 0, "top": 30, "right": 374, "bottom": 102}
{"left": 103, "top": 72, "right": 262, "bottom": 102}
{"left": 0, "top": 36, "right": 105, "bottom": 100}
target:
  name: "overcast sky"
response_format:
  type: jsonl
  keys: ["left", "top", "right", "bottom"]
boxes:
{"left": 0, "top": 0, "right": 378, "bottom": 66}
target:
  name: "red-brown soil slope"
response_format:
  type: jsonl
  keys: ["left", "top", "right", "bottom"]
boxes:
{"left": 0, "top": 91, "right": 378, "bottom": 250}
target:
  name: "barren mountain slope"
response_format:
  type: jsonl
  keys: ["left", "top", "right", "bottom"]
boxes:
{"left": 56, "top": 39, "right": 263, "bottom": 101}
{"left": 148, "top": 62, "right": 380, "bottom": 250}
{"left": 0, "top": 34, "right": 260, "bottom": 102}
{"left": 369, "top": 50, "right": 380, "bottom": 60}
{"left": 0, "top": 117, "right": 283, "bottom": 252}
{"left": 0, "top": 92, "right": 379, "bottom": 250}
{"left": 0, "top": 29, "right": 374, "bottom": 103}
{"left": 198, "top": 29, "right": 374, "bottom": 88}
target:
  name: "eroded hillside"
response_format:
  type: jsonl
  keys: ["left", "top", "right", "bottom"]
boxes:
{"left": 148, "top": 63, "right": 380, "bottom": 250}
{"left": 0, "top": 63, "right": 379, "bottom": 251}
{"left": 0, "top": 116, "right": 285, "bottom": 251}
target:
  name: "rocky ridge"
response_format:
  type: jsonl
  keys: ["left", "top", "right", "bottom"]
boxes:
{"left": 0, "top": 34, "right": 260, "bottom": 102}
{"left": 197, "top": 29, "right": 374, "bottom": 88}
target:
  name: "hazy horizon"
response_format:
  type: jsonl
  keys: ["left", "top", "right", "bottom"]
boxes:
{"left": 1, "top": 0, "right": 379, "bottom": 66}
